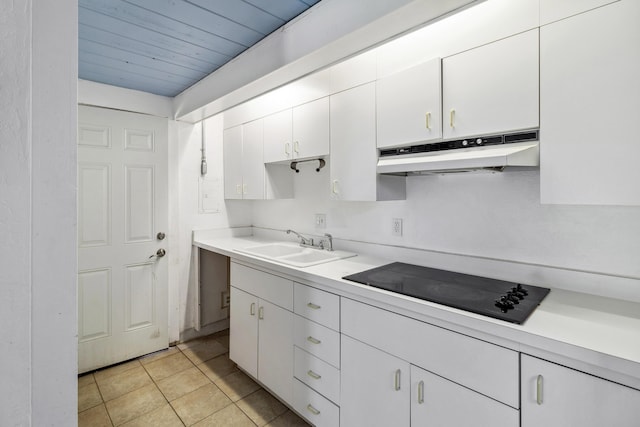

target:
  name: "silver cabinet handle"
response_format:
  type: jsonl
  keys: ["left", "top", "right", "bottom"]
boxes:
{"left": 306, "top": 404, "right": 320, "bottom": 415}
{"left": 450, "top": 109, "right": 455, "bottom": 128}
{"left": 307, "top": 302, "right": 321, "bottom": 310}
{"left": 307, "top": 336, "right": 321, "bottom": 345}
{"left": 250, "top": 303, "right": 256, "bottom": 316}
{"left": 394, "top": 369, "right": 401, "bottom": 391}
{"left": 258, "top": 306, "right": 264, "bottom": 320}
{"left": 417, "top": 380, "right": 425, "bottom": 404}
{"left": 285, "top": 142, "right": 291, "bottom": 156}
{"left": 294, "top": 140, "right": 300, "bottom": 154}
{"left": 536, "top": 375, "right": 543, "bottom": 405}
{"left": 307, "top": 370, "right": 322, "bottom": 380}
{"left": 425, "top": 112, "right": 431, "bottom": 129}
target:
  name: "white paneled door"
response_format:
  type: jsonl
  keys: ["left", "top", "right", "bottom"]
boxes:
{"left": 78, "top": 106, "right": 168, "bottom": 373}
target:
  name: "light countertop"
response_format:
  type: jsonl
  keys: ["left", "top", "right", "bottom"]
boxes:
{"left": 193, "top": 229, "right": 640, "bottom": 389}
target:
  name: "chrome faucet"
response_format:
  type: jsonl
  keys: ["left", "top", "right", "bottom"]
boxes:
{"left": 286, "top": 229, "right": 313, "bottom": 246}
{"left": 319, "top": 233, "right": 333, "bottom": 252}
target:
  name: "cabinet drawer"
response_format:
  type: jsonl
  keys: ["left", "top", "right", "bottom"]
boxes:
{"left": 294, "top": 346, "right": 340, "bottom": 404}
{"left": 294, "top": 283, "right": 340, "bottom": 331}
{"left": 293, "top": 379, "right": 340, "bottom": 427}
{"left": 230, "top": 262, "right": 293, "bottom": 310}
{"left": 342, "top": 298, "right": 519, "bottom": 408}
{"left": 294, "top": 315, "right": 340, "bottom": 368}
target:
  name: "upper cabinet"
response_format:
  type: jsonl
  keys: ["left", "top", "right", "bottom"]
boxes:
{"left": 263, "top": 109, "right": 292, "bottom": 164}
{"left": 376, "top": 58, "right": 442, "bottom": 149}
{"left": 263, "top": 98, "right": 330, "bottom": 164}
{"left": 442, "top": 29, "right": 539, "bottom": 140}
{"left": 223, "top": 120, "right": 265, "bottom": 200}
{"left": 292, "top": 98, "right": 330, "bottom": 160}
{"left": 540, "top": 0, "right": 640, "bottom": 205}
{"left": 330, "top": 83, "right": 405, "bottom": 201}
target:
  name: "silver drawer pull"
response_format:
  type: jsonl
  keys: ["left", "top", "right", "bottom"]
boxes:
{"left": 306, "top": 404, "right": 320, "bottom": 416}
{"left": 307, "top": 370, "right": 322, "bottom": 380}
{"left": 307, "top": 336, "right": 321, "bottom": 345}
{"left": 394, "top": 369, "right": 401, "bottom": 391}
{"left": 536, "top": 375, "right": 543, "bottom": 405}
{"left": 250, "top": 303, "right": 256, "bottom": 316}
{"left": 307, "top": 302, "right": 321, "bottom": 310}
{"left": 258, "top": 306, "right": 264, "bottom": 320}
{"left": 417, "top": 380, "right": 425, "bottom": 404}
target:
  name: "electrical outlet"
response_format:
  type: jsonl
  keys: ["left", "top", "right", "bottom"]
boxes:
{"left": 221, "top": 291, "right": 230, "bottom": 308}
{"left": 392, "top": 218, "right": 403, "bottom": 236}
{"left": 315, "top": 213, "right": 327, "bottom": 229}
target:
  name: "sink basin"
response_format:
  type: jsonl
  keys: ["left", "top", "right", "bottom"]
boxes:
{"left": 235, "top": 242, "right": 355, "bottom": 267}
{"left": 237, "top": 243, "right": 304, "bottom": 258}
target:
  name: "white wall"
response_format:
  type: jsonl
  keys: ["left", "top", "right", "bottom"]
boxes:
{"left": 174, "top": 116, "right": 251, "bottom": 341}
{"left": 250, "top": 163, "right": 640, "bottom": 301}
{"left": 0, "top": 1, "right": 78, "bottom": 425}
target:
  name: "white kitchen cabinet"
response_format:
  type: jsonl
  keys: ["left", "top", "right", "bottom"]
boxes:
{"left": 229, "top": 287, "right": 258, "bottom": 378}
{"left": 263, "top": 98, "right": 330, "bottom": 164}
{"left": 540, "top": 0, "right": 640, "bottom": 205}
{"left": 377, "top": 58, "right": 442, "bottom": 148}
{"left": 263, "top": 109, "right": 292, "bottom": 164}
{"left": 222, "top": 125, "right": 244, "bottom": 200}
{"left": 341, "top": 335, "right": 410, "bottom": 427}
{"left": 330, "top": 83, "right": 405, "bottom": 201}
{"left": 293, "top": 379, "right": 340, "bottom": 427}
{"left": 442, "top": 29, "right": 539, "bottom": 140}
{"left": 292, "top": 97, "right": 330, "bottom": 160}
{"left": 257, "top": 299, "right": 293, "bottom": 403}
{"left": 411, "top": 365, "right": 518, "bottom": 426}
{"left": 229, "top": 263, "right": 294, "bottom": 404}
{"left": 341, "top": 297, "right": 519, "bottom": 408}
{"left": 222, "top": 120, "right": 264, "bottom": 200}
{"left": 521, "top": 355, "right": 640, "bottom": 427}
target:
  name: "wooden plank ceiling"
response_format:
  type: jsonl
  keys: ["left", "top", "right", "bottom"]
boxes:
{"left": 79, "top": 0, "right": 321, "bottom": 97}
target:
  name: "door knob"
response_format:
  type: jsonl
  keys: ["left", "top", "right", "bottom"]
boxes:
{"left": 157, "top": 232, "right": 166, "bottom": 240}
{"left": 149, "top": 248, "right": 166, "bottom": 259}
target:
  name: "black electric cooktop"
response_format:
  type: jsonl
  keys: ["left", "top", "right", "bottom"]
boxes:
{"left": 342, "top": 262, "right": 550, "bottom": 324}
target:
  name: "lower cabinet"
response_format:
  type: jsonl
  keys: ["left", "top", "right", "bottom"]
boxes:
{"left": 229, "top": 262, "right": 294, "bottom": 404}
{"left": 521, "top": 355, "right": 640, "bottom": 427}
{"left": 411, "top": 365, "right": 518, "bottom": 426}
{"left": 341, "top": 335, "right": 410, "bottom": 427}
{"left": 341, "top": 334, "right": 518, "bottom": 427}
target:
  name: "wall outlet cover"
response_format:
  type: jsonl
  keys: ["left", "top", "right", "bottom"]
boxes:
{"left": 315, "top": 213, "right": 327, "bottom": 229}
{"left": 392, "top": 218, "right": 403, "bottom": 236}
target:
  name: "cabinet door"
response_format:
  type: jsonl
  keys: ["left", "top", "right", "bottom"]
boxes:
{"left": 521, "top": 355, "right": 640, "bottom": 427}
{"left": 341, "top": 335, "right": 410, "bottom": 427}
{"left": 258, "top": 299, "right": 294, "bottom": 404}
{"left": 377, "top": 58, "right": 442, "bottom": 148}
{"left": 222, "top": 126, "right": 243, "bottom": 200}
{"left": 411, "top": 365, "right": 518, "bottom": 427}
{"left": 263, "top": 109, "right": 292, "bottom": 163}
{"left": 539, "top": 0, "right": 640, "bottom": 205}
{"left": 241, "top": 119, "right": 264, "bottom": 200}
{"left": 330, "top": 82, "right": 378, "bottom": 201}
{"left": 292, "top": 97, "right": 330, "bottom": 160}
{"left": 442, "top": 29, "right": 539, "bottom": 139}
{"left": 229, "top": 287, "right": 258, "bottom": 378}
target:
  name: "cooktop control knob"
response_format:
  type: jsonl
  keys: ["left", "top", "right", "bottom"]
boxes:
{"left": 512, "top": 284, "right": 528, "bottom": 297}
{"left": 476, "top": 138, "right": 483, "bottom": 145}
{"left": 495, "top": 296, "right": 515, "bottom": 312}
{"left": 462, "top": 140, "right": 469, "bottom": 146}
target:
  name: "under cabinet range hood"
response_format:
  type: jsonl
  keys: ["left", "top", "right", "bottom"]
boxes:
{"left": 377, "top": 131, "right": 539, "bottom": 175}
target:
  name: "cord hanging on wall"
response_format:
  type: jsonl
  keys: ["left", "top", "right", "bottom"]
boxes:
{"left": 290, "top": 158, "right": 325, "bottom": 173}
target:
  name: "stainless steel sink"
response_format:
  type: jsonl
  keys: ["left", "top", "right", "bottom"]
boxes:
{"left": 236, "top": 242, "right": 356, "bottom": 267}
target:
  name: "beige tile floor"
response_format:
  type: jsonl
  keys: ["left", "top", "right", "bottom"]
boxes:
{"left": 78, "top": 330, "right": 310, "bottom": 426}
